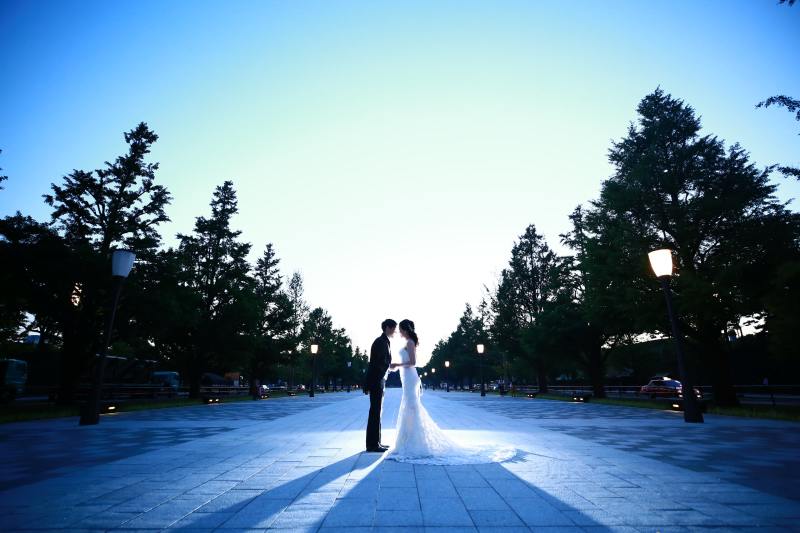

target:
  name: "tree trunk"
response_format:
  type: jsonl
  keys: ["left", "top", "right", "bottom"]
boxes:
{"left": 587, "top": 344, "right": 607, "bottom": 399}
{"left": 708, "top": 342, "right": 739, "bottom": 407}
{"left": 249, "top": 375, "right": 259, "bottom": 397}
{"left": 57, "top": 308, "right": 95, "bottom": 405}
{"left": 536, "top": 359, "right": 548, "bottom": 393}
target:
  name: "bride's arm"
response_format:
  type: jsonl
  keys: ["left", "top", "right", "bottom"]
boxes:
{"left": 400, "top": 340, "right": 416, "bottom": 367}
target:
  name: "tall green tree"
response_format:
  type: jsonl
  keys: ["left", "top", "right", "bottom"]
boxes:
{"left": 247, "top": 244, "right": 296, "bottom": 394}
{"left": 560, "top": 206, "right": 636, "bottom": 397}
{"left": 585, "top": 89, "right": 799, "bottom": 405}
{"left": 176, "top": 181, "right": 257, "bottom": 396}
{"left": 44, "top": 123, "right": 170, "bottom": 253}
{"left": 428, "top": 304, "right": 487, "bottom": 388}
{"left": 41, "top": 123, "right": 171, "bottom": 401}
{"left": 0, "top": 213, "right": 72, "bottom": 348}
{"left": 118, "top": 248, "right": 201, "bottom": 367}
{"left": 301, "top": 307, "right": 353, "bottom": 390}
{"left": 491, "top": 224, "right": 565, "bottom": 392}
{"left": 285, "top": 271, "right": 309, "bottom": 387}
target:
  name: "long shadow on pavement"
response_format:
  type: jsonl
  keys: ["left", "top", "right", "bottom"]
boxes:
{"left": 167, "top": 450, "right": 606, "bottom": 531}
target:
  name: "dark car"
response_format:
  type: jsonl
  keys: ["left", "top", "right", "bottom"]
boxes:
{"left": 640, "top": 377, "right": 701, "bottom": 399}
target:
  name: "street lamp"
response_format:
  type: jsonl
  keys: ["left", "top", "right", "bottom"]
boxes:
{"left": 309, "top": 343, "right": 319, "bottom": 398}
{"left": 346, "top": 360, "right": 352, "bottom": 392}
{"left": 79, "top": 249, "right": 136, "bottom": 426}
{"left": 477, "top": 344, "right": 486, "bottom": 397}
{"left": 445, "top": 361, "right": 450, "bottom": 392}
{"left": 648, "top": 249, "right": 703, "bottom": 423}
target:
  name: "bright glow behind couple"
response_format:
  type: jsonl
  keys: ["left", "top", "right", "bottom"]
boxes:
{"left": 384, "top": 319, "right": 517, "bottom": 465}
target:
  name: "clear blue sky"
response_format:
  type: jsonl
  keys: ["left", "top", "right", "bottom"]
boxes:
{"left": 1, "top": 0, "right": 798, "bottom": 359}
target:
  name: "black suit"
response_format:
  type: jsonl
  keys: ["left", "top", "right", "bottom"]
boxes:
{"left": 364, "top": 333, "right": 391, "bottom": 449}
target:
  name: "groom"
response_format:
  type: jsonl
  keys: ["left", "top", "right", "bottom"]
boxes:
{"left": 363, "top": 318, "right": 396, "bottom": 452}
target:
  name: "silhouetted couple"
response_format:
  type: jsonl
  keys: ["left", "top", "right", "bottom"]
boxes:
{"left": 362, "top": 318, "right": 516, "bottom": 464}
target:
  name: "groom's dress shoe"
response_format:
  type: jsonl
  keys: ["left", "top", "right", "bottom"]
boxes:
{"left": 365, "top": 445, "right": 389, "bottom": 453}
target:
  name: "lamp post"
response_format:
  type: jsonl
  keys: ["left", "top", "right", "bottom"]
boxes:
{"left": 309, "top": 344, "right": 319, "bottom": 398}
{"left": 477, "top": 344, "right": 486, "bottom": 397}
{"left": 445, "top": 361, "right": 450, "bottom": 392}
{"left": 346, "top": 360, "right": 352, "bottom": 392}
{"left": 79, "top": 249, "right": 136, "bottom": 426}
{"left": 648, "top": 249, "right": 704, "bottom": 423}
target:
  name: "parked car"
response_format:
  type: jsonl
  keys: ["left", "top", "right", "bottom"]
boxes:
{"left": 0, "top": 359, "right": 28, "bottom": 403}
{"left": 640, "top": 377, "right": 702, "bottom": 399}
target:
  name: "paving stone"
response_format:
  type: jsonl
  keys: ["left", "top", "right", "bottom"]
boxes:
{"left": 468, "top": 509, "right": 525, "bottom": 526}
{"left": 457, "top": 486, "right": 512, "bottom": 510}
{"left": 420, "top": 497, "right": 474, "bottom": 526}
{"left": 0, "top": 390, "right": 797, "bottom": 531}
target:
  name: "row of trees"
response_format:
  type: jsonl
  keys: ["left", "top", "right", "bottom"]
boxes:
{"left": 427, "top": 89, "right": 800, "bottom": 406}
{"left": 0, "top": 124, "right": 366, "bottom": 402}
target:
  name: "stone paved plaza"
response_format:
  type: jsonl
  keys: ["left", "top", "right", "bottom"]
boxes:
{"left": 1, "top": 390, "right": 799, "bottom": 532}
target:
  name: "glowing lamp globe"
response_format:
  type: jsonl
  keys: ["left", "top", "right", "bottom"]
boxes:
{"left": 648, "top": 249, "right": 673, "bottom": 278}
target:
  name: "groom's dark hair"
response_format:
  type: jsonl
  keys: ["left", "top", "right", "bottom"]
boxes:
{"left": 381, "top": 319, "right": 397, "bottom": 331}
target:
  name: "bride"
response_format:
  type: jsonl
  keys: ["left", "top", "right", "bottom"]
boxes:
{"left": 385, "top": 319, "right": 515, "bottom": 464}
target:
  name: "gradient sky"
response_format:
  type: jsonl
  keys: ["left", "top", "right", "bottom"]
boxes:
{"left": 1, "top": 1, "right": 798, "bottom": 360}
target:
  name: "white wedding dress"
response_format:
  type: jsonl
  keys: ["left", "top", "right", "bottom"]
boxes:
{"left": 385, "top": 344, "right": 516, "bottom": 465}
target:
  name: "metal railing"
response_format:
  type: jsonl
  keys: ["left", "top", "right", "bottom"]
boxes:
{"left": 14, "top": 383, "right": 357, "bottom": 405}
{"left": 498, "top": 384, "right": 800, "bottom": 407}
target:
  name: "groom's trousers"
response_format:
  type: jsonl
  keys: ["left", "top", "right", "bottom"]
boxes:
{"left": 366, "top": 382, "right": 384, "bottom": 448}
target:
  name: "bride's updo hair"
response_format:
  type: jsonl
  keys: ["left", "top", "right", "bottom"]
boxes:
{"left": 399, "top": 319, "right": 419, "bottom": 346}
